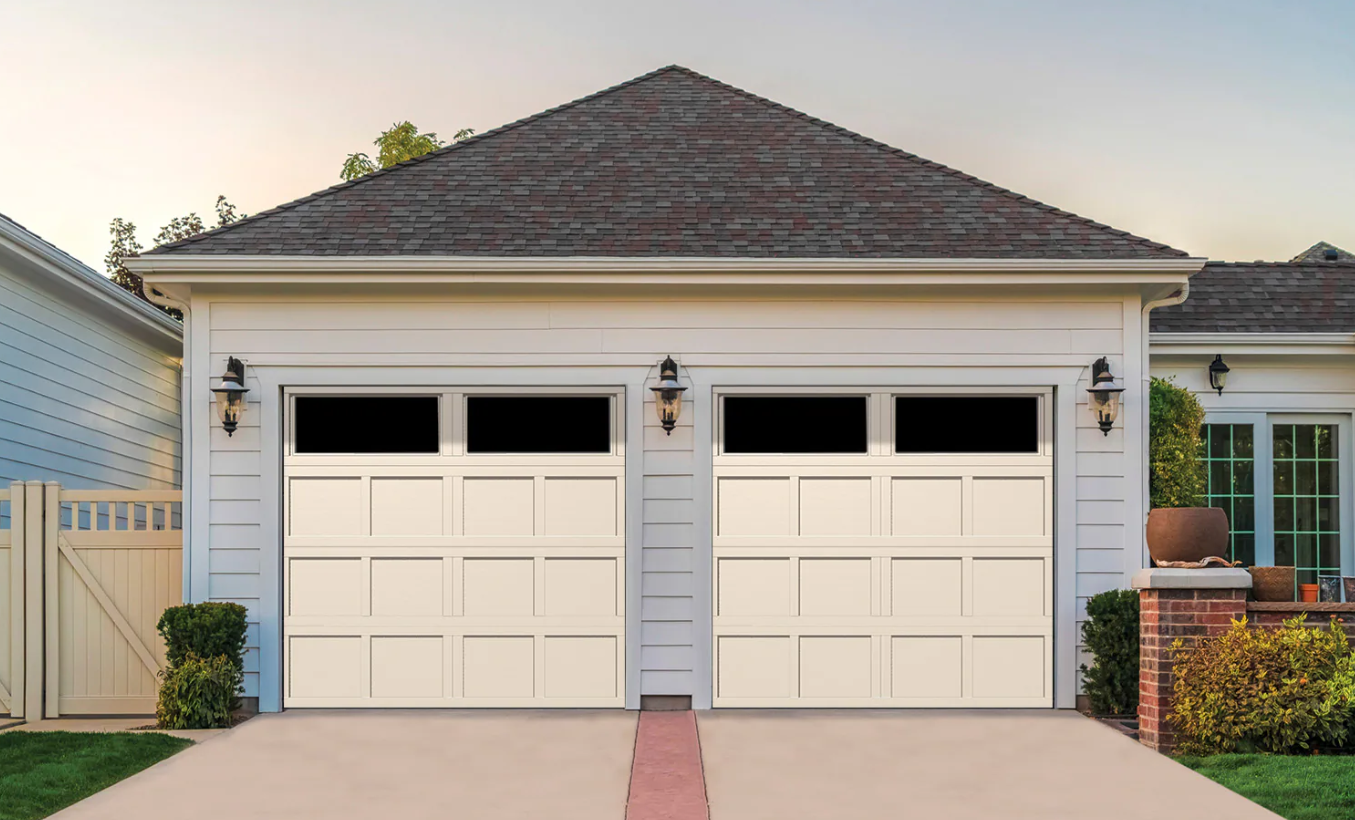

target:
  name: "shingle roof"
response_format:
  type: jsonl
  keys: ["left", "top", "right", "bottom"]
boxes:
{"left": 1291, "top": 241, "right": 1355, "bottom": 264}
{"left": 149, "top": 66, "right": 1184, "bottom": 259}
{"left": 1152, "top": 258, "right": 1355, "bottom": 333}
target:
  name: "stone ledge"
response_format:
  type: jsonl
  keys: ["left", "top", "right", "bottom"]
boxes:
{"left": 1131, "top": 568, "right": 1253, "bottom": 590}
{"left": 1247, "top": 602, "right": 1355, "bottom": 612}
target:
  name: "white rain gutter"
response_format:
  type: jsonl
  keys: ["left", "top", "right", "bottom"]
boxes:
{"left": 144, "top": 285, "right": 194, "bottom": 599}
{"left": 1139, "top": 282, "right": 1191, "bottom": 568}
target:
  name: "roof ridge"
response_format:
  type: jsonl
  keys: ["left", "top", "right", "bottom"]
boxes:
{"left": 661, "top": 67, "right": 1185, "bottom": 257}
{"left": 148, "top": 65, "right": 693, "bottom": 253}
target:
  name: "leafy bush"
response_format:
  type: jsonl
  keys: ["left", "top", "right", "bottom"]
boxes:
{"left": 1079, "top": 589, "right": 1140, "bottom": 715}
{"left": 156, "top": 653, "right": 243, "bottom": 730}
{"left": 1169, "top": 616, "right": 1355, "bottom": 755}
{"left": 1149, "top": 376, "right": 1207, "bottom": 509}
{"left": 157, "top": 602, "right": 248, "bottom": 673}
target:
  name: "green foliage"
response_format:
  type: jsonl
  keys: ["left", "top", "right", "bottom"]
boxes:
{"left": 155, "top": 653, "right": 242, "bottom": 730}
{"left": 341, "top": 121, "right": 475, "bottom": 181}
{"left": 156, "top": 602, "right": 248, "bottom": 675}
{"left": 0, "top": 731, "right": 191, "bottom": 820}
{"left": 105, "top": 196, "right": 243, "bottom": 320}
{"left": 1169, "top": 616, "right": 1355, "bottom": 755}
{"left": 1079, "top": 589, "right": 1140, "bottom": 715}
{"left": 1149, "top": 376, "right": 1207, "bottom": 508}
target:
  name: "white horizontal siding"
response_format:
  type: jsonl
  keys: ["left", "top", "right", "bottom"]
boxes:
{"left": 203, "top": 294, "right": 1136, "bottom": 706}
{"left": 0, "top": 261, "right": 180, "bottom": 490}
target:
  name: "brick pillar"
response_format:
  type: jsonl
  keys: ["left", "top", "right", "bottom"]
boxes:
{"left": 1131, "top": 569, "right": 1251, "bottom": 754}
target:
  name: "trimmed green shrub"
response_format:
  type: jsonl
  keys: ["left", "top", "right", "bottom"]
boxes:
{"left": 1169, "top": 616, "right": 1355, "bottom": 755}
{"left": 1149, "top": 376, "right": 1207, "bottom": 509}
{"left": 1079, "top": 589, "right": 1140, "bottom": 715}
{"left": 156, "top": 653, "right": 243, "bottom": 730}
{"left": 156, "top": 602, "right": 248, "bottom": 673}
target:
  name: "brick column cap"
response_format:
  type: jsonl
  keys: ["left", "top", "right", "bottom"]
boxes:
{"left": 1131, "top": 568, "right": 1252, "bottom": 590}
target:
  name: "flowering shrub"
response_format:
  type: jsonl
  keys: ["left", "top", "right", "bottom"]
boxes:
{"left": 1168, "top": 616, "right": 1355, "bottom": 755}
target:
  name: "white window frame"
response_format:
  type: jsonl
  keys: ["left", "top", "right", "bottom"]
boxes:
{"left": 1203, "top": 411, "right": 1353, "bottom": 574}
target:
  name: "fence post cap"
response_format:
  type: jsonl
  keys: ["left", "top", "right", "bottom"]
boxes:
{"left": 1131, "top": 567, "right": 1253, "bottom": 590}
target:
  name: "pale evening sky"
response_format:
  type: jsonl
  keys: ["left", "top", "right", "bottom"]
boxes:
{"left": 2, "top": 0, "right": 1351, "bottom": 271}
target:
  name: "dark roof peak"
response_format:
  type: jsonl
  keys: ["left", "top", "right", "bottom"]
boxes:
{"left": 148, "top": 66, "right": 1185, "bottom": 259}
{"left": 1291, "top": 241, "right": 1355, "bottom": 264}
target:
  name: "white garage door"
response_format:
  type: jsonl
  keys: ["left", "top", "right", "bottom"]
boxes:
{"left": 283, "top": 390, "right": 625, "bottom": 707}
{"left": 712, "top": 390, "right": 1053, "bottom": 707}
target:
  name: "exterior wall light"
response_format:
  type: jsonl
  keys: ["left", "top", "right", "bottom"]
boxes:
{"left": 1208, "top": 354, "right": 1230, "bottom": 395}
{"left": 1087, "top": 356, "right": 1125, "bottom": 436}
{"left": 211, "top": 357, "right": 249, "bottom": 437}
{"left": 650, "top": 356, "right": 687, "bottom": 435}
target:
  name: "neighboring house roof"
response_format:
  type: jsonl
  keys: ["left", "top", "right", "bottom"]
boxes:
{"left": 148, "top": 66, "right": 1184, "bottom": 260}
{"left": 0, "top": 212, "right": 182, "bottom": 344}
{"left": 1291, "top": 241, "right": 1355, "bottom": 264}
{"left": 1152, "top": 255, "right": 1355, "bottom": 333}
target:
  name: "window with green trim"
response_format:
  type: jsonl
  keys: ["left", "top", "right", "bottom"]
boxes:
{"left": 1200, "top": 424, "right": 1256, "bottom": 566}
{"left": 1273, "top": 424, "right": 1340, "bottom": 586}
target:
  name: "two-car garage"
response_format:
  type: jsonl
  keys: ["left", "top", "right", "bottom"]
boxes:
{"left": 282, "top": 386, "right": 1053, "bottom": 709}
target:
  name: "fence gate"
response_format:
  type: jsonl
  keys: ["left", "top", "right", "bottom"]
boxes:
{"left": 0, "top": 484, "right": 24, "bottom": 717}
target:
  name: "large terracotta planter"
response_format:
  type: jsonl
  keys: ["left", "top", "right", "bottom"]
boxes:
{"left": 1146, "top": 507, "right": 1230, "bottom": 565}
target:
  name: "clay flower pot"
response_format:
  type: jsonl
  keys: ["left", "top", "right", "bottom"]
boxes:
{"left": 1250, "top": 566, "right": 1296, "bottom": 602}
{"left": 1146, "top": 507, "right": 1230, "bottom": 565}
{"left": 1299, "top": 583, "right": 1320, "bottom": 603}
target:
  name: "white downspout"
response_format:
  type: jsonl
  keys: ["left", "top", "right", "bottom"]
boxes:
{"left": 1139, "top": 282, "right": 1190, "bottom": 568}
{"left": 145, "top": 285, "right": 193, "bottom": 598}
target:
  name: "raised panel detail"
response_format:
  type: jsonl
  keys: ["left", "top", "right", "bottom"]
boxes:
{"left": 799, "top": 559, "right": 871, "bottom": 616}
{"left": 544, "top": 559, "right": 616, "bottom": 617}
{"left": 717, "top": 636, "right": 790, "bottom": 699}
{"left": 799, "top": 478, "right": 872, "bottom": 536}
{"left": 462, "top": 637, "right": 534, "bottom": 698}
{"left": 718, "top": 478, "right": 790, "bottom": 536}
{"left": 462, "top": 559, "right": 533, "bottom": 616}
{"left": 972, "top": 636, "right": 1045, "bottom": 698}
{"left": 290, "top": 478, "right": 362, "bottom": 536}
{"left": 717, "top": 559, "right": 790, "bottom": 617}
{"left": 972, "top": 478, "right": 1045, "bottom": 536}
{"left": 290, "top": 637, "right": 361, "bottom": 698}
{"left": 371, "top": 637, "right": 443, "bottom": 698}
{"left": 972, "top": 558, "right": 1045, "bottom": 618}
{"left": 891, "top": 559, "right": 961, "bottom": 617}
{"left": 544, "top": 637, "right": 616, "bottom": 698}
{"left": 370, "top": 478, "right": 444, "bottom": 536}
{"left": 892, "top": 637, "right": 962, "bottom": 698}
{"left": 799, "top": 637, "right": 872, "bottom": 698}
{"left": 463, "top": 478, "right": 534, "bottom": 536}
{"left": 543, "top": 478, "right": 616, "bottom": 536}
{"left": 371, "top": 559, "right": 443, "bottom": 617}
{"left": 891, "top": 478, "right": 962, "bottom": 536}
{"left": 290, "top": 559, "right": 361, "bottom": 616}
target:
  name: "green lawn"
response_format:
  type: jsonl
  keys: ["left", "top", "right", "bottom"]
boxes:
{"left": 1178, "top": 754, "right": 1355, "bottom": 820}
{"left": 0, "top": 731, "right": 192, "bottom": 820}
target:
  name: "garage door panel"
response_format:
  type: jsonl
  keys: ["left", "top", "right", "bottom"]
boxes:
{"left": 714, "top": 389, "right": 1052, "bottom": 708}
{"left": 284, "top": 390, "right": 625, "bottom": 708}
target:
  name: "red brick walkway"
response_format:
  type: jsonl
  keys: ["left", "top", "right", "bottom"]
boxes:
{"left": 626, "top": 711, "right": 709, "bottom": 820}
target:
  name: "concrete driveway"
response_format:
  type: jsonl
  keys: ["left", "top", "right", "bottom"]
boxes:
{"left": 698, "top": 710, "right": 1282, "bottom": 820}
{"left": 52, "top": 710, "right": 637, "bottom": 820}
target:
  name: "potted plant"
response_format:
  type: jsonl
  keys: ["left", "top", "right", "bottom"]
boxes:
{"left": 1146, "top": 377, "right": 1228, "bottom": 564}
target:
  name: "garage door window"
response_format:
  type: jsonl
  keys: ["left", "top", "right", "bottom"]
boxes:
{"left": 467, "top": 396, "right": 612, "bottom": 453}
{"left": 722, "top": 396, "right": 867, "bottom": 454}
{"left": 895, "top": 396, "right": 1039, "bottom": 454}
{"left": 294, "top": 396, "right": 439, "bottom": 454}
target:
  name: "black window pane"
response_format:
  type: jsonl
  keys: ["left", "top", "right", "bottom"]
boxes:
{"left": 1275, "top": 534, "right": 1295, "bottom": 566}
{"left": 467, "top": 397, "right": 611, "bottom": 453}
{"left": 1274, "top": 426, "right": 1294, "bottom": 459}
{"left": 896, "top": 397, "right": 1038, "bottom": 454}
{"left": 295, "top": 396, "right": 439, "bottom": 454}
{"left": 1274, "top": 461, "right": 1293, "bottom": 495}
{"left": 723, "top": 396, "right": 867, "bottom": 454}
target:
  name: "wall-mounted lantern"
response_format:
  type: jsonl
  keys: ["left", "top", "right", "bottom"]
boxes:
{"left": 1087, "top": 356, "right": 1125, "bottom": 436}
{"left": 650, "top": 356, "right": 687, "bottom": 435}
{"left": 1208, "top": 354, "right": 1230, "bottom": 395}
{"left": 211, "top": 357, "right": 249, "bottom": 437}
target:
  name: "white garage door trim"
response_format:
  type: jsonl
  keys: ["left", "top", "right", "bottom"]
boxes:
{"left": 711, "top": 386, "right": 1054, "bottom": 707}
{"left": 282, "top": 387, "right": 626, "bottom": 707}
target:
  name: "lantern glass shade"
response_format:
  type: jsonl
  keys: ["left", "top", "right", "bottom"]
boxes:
{"left": 650, "top": 356, "right": 687, "bottom": 435}
{"left": 1208, "top": 355, "right": 1230, "bottom": 395}
{"left": 212, "top": 358, "right": 249, "bottom": 437}
{"left": 1086, "top": 357, "right": 1125, "bottom": 436}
